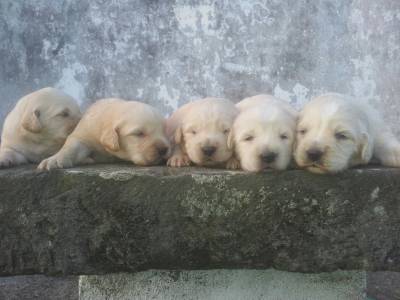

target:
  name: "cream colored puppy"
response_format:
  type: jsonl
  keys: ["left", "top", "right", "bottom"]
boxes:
{"left": 38, "top": 99, "right": 170, "bottom": 170}
{"left": 231, "top": 94, "right": 298, "bottom": 172}
{"left": 295, "top": 93, "right": 400, "bottom": 173}
{"left": 0, "top": 87, "right": 81, "bottom": 168}
{"left": 166, "top": 97, "right": 238, "bottom": 168}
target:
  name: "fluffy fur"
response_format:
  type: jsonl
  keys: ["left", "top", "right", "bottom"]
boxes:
{"left": 295, "top": 93, "right": 400, "bottom": 173}
{"left": 0, "top": 87, "right": 81, "bottom": 168}
{"left": 231, "top": 94, "right": 298, "bottom": 171}
{"left": 166, "top": 97, "right": 238, "bottom": 168}
{"left": 38, "top": 98, "right": 170, "bottom": 170}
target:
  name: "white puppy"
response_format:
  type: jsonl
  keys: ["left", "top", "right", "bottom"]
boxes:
{"left": 38, "top": 98, "right": 170, "bottom": 170}
{"left": 0, "top": 87, "right": 81, "bottom": 168}
{"left": 166, "top": 97, "right": 238, "bottom": 168}
{"left": 230, "top": 94, "right": 297, "bottom": 172}
{"left": 295, "top": 93, "right": 400, "bottom": 173}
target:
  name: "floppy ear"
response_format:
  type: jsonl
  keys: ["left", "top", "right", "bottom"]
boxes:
{"left": 174, "top": 126, "right": 184, "bottom": 145}
{"left": 22, "top": 109, "right": 42, "bottom": 133}
{"left": 227, "top": 129, "right": 235, "bottom": 150}
{"left": 359, "top": 132, "right": 373, "bottom": 163}
{"left": 100, "top": 126, "right": 120, "bottom": 152}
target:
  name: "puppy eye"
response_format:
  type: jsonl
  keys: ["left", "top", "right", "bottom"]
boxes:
{"left": 223, "top": 129, "right": 230, "bottom": 135}
{"left": 191, "top": 130, "right": 197, "bottom": 135}
{"left": 298, "top": 129, "right": 307, "bottom": 135}
{"left": 133, "top": 131, "right": 145, "bottom": 137}
{"left": 244, "top": 135, "right": 254, "bottom": 142}
{"left": 335, "top": 132, "right": 348, "bottom": 140}
{"left": 57, "top": 109, "right": 70, "bottom": 118}
{"left": 280, "top": 134, "right": 288, "bottom": 140}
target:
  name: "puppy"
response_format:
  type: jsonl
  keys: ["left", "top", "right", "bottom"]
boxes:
{"left": 0, "top": 87, "right": 81, "bottom": 168}
{"left": 38, "top": 99, "right": 170, "bottom": 170}
{"left": 230, "top": 94, "right": 297, "bottom": 172}
{"left": 166, "top": 97, "right": 238, "bottom": 168}
{"left": 295, "top": 93, "right": 400, "bottom": 173}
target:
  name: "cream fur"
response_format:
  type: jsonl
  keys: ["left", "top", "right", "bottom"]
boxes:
{"left": 166, "top": 97, "right": 238, "bottom": 168}
{"left": 38, "top": 98, "right": 170, "bottom": 170}
{"left": 232, "top": 94, "right": 297, "bottom": 171}
{"left": 0, "top": 87, "right": 81, "bottom": 168}
{"left": 295, "top": 93, "right": 400, "bottom": 173}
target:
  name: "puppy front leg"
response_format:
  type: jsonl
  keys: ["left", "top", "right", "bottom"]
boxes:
{"left": 167, "top": 144, "right": 191, "bottom": 167}
{"left": 374, "top": 131, "right": 400, "bottom": 167}
{"left": 37, "top": 137, "right": 93, "bottom": 170}
{"left": 226, "top": 155, "right": 241, "bottom": 170}
{"left": 0, "top": 148, "right": 28, "bottom": 168}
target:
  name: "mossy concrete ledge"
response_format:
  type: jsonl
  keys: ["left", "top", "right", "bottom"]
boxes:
{"left": 0, "top": 165, "right": 399, "bottom": 276}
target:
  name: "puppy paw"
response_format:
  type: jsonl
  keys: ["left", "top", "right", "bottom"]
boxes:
{"left": 37, "top": 155, "right": 72, "bottom": 171}
{"left": 226, "top": 156, "right": 241, "bottom": 170}
{"left": 381, "top": 147, "right": 400, "bottom": 167}
{"left": 0, "top": 151, "right": 26, "bottom": 168}
{"left": 0, "top": 158, "right": 14, "bottom": 168}
{"left": 167, "top": 154, "right": 191, "bottom": 167}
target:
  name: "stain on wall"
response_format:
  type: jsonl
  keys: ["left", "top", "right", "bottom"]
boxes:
{"left": 0, "top": 0, "right": 399, "bottom": 135}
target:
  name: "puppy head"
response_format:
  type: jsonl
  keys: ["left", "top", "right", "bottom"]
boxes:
{"left": 294, "top": 94, "right": 373, "bottom": 174}
{"left": 231, "top": 104, "right": 297, "bottom": 171}
{"left": 175, "top": 98, "right": 237, "bottom": 166}
{"left": 101, "top": 101, "right": 170, "bottom": 166}
{"left": 21, "top": 88, "right": 81, "bottom": 145}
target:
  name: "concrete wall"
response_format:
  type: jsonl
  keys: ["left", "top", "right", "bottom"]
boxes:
{"left": 1, "top": 0, "right": 400, "bottom": 135}
{"left": 79, "top": 270, "right": 366, "bottom": 300}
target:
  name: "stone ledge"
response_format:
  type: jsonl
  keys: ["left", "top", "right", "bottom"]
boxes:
{"left": 0, "top": 165, "right": 399, "bottom": 276}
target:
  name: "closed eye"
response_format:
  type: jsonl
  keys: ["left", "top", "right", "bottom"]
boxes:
{"left": 335, "top": 132, "right": 349, "bottom": 140}
{"left": 280, "top": 133, "right": 289, "bottom": 140}
{"left": 244, "top": 135, "right": 254, "bottom": 142}
{"left": 57, "top": 109, "right": 70, "bottom": 118}
{"left": 298, "top": 128, "right": 307, "bottom": 135}
{"left": 132, "top": 131, "right": 145, "bottom": 137}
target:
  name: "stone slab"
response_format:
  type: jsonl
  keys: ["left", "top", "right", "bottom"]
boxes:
{"left": 0, "top": 275, "right": 78, "bottom": 300}
{"left": 0, "top": 165, "right": 399, "bottom": 275}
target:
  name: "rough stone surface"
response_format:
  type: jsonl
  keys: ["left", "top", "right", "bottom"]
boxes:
{"left": 0, "top": 165, "right": 400, "bottom": 276}
{"left": 1, "top": 1, "right": 400, "bottom": 137}
{"left": 0, "top": 275, "right": 78, "bottom": 300}
{"left": 367, "top": 271, "right": 400, "bottom": 300}
{"left": 79, "top": 270, "right": 366, "bottom": 300}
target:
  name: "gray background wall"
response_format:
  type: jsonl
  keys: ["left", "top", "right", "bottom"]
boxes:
{"left": 0, "top": 0, "right": 399, "bottom": 135}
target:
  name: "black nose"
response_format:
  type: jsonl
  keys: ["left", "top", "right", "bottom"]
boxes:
{"left": 307, "top": 148, "right": 323, "bottom": 162}
{"left": 260, "top": 151, "right": 277, "bottom": 164}
{"left": 202, "top": 146, "right": 217, "bottom": 157}
{"left": 158, "top": 146, "right": 168, "bottom": 156}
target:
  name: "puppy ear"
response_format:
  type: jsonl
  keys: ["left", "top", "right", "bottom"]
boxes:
{"left": 174, "top": 126, "right": 184, "bottom": 145}
{"left": 359, "top": 132, "right": 373, "bottom": 163}
{"left": 227, "top": 129, "right": 235, "bottom": 150}
{"left": 22, "top": 109, "right": 42, "bottom": 133}
{"left": 100, "top": 126, "right": 120, "bottom": 152}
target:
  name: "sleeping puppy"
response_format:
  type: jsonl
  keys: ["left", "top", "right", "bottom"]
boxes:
{"left": 295, "top": 93, "right": 400, "bottom": 174}
{"left": 38, "top": 98, "right": 170, "bottom": 170}
{"left": 166, "top": 97, "right": 238, "bottom": 168}
{"left": 231, "top": 94, "right": 297, "bottom": 171}
{"left": 0, "top": 87, "right": 81, "bottom": 168}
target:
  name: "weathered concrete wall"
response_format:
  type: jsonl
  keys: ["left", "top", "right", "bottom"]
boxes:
{"left": 79, "top": 270, "right": 366, "bottom": 300}
{"left": 0, "top": 271, "right": 398, "bottom": 299}
{"left": 1, "top": 1, "right": 400, "bottom": 135}
{"left": 1, "top": 165, "right": 400, "bottom": 276}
